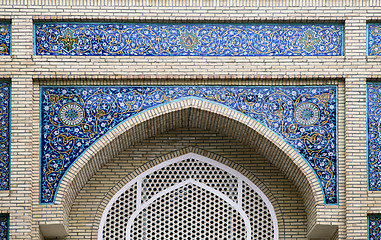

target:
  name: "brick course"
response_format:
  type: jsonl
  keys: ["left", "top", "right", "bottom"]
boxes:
{"left": 0, "top": 0, "right": 375, "bottom": 239}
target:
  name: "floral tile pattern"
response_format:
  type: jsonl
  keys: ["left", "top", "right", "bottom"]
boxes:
{"left": 35, "top": 23, "right": 343, "bottom": 56}
{"left": 40, "top": 86, "right": 338, "bottom": 204}
{"left": 369, "top": 215, "right": 381, "bottom": 240}
{"left": 367, "top": 83, "right": 381, "bottom": 190}
{"left": 0, "top": 24, "right": 11, "bottom": 55}
{"left": 0, "top": 83, "right": 10, "bottom": 191}
{"left": 368, "top": 24, "right": 381, "bottom": 55}
{"left": 0, "top": 215, "right": 8, "bottom": 240}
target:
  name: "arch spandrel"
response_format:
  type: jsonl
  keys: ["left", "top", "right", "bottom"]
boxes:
{"left": 50, "top": 97, "right": 327, "bottom": 233}
{"left": 40, "top": 86, "right": 336, "bottom": 205}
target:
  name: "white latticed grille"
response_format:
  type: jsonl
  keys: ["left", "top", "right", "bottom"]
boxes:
{"left": 99, "top": 153, "right": 278, "bottom": 240}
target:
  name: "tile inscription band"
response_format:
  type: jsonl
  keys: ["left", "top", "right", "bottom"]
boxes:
{"left": 40, "top": 86, "right": 338, "bottom": 204}
{"left": 35, "top": 23, "right": 343, "bottom": 56}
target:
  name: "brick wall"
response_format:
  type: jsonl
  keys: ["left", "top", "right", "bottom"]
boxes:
{"left": 0, "top": 0, "right": 376, "bottom": 239}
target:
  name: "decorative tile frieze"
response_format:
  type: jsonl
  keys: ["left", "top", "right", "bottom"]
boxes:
{"left": 368, "top": 24, "right": 381, "bottom": 56}
{"left": 0, "top": 23, "right": 11, "bottom": 56}
{"left": 40, "top": 86, "right": 338, "bottom": 204}
{"left": 0, "top": 83, "right": 10, "bottom": 191}
{"left": 367, "top": 83, "right": 381, "bottom": 190}
{"left": 369, "top": 215, "right": 381, "bottom": 240}
{"left": 34, "top": 23, "right": 343, "bottom": 56}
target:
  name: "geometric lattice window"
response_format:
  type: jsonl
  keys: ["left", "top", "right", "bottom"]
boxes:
{"left": 99, "top": 153, "right": 278, "bottom": 240}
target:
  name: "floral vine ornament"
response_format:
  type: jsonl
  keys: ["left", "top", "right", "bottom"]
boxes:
{"left": 40, "top": 86, "right": 337, "bottom": 204}
{"left": 370, "top": 26, "right": 381, "bottom": 55}
{"left": 0, "top": 24, "right": 10, "bottom": 55}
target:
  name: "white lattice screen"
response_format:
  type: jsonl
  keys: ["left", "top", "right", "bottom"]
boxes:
{"left": 99, "top": 153, "right": 278, "bottom": 240}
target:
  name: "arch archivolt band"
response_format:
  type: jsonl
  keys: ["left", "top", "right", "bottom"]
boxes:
{"left": 98, "top": 153, "right": 279, "bottom": 240}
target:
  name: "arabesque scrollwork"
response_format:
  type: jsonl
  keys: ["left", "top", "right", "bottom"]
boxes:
{"left": 35, "top": 23, "right": 343, "bottom": 56}
{"left": 40, "top": 86, "right": 337, "bottom": 204}
{"left": 0, "top": 24, "right": 10, "bottom": 55}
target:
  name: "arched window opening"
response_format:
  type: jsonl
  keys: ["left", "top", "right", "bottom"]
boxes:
{"left": 98, "top": 153, "right": 278, "bottom": 240}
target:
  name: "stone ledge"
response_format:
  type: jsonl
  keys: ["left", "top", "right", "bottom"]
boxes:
{"left": 39, "top": 222, "right": 69, "bottom": 240}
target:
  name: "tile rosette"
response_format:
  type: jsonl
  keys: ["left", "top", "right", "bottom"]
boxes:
{"left": 35, "top": 23, "right": 343, "bottom": 56}
{"left": 0, "top": 23, "right": 10, "bottom": 55}
{"left": 40, "top": 86, "right": 338, "bottom": 204}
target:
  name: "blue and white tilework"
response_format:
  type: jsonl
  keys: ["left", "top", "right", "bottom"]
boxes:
{"left": 0, "top": 215, "right": 8, "bottom": 240}
{"left": 369, "top": 215, "right": 381, "bottom": 240}
{"left": 368, "top": 24, "right": 381, "bottom": 56}
{"left": 0, "top": 23, "right": 10, "bottom": 55}
{"left": 367, "top": 83, "right": 381, "bottom": 190}
{"left": 40, "top": 86, "right": 338, "bottom": 204}
{"left": 0, "top": 83, "right": 10, "bottom": 191}
{"left": 35, "top": 23, "right": 343, "bottom": 56}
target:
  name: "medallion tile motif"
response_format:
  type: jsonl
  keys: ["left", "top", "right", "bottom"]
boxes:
{"left": 40, "top": 86, "right": 338, "bottom": 204}
{"left": 0, "top": 23, "right": 10, "bottom": 55}
{"left": 368, "top": 24, "right": 381, "bottom": 56}
{"left": 35, "top": 23, "right": 343, "bottom": 56}
{"left": 369, "top": 216, "right": 381, "bottom": 240}
{"left": 0, "top": 83, "right": 10, "bottom": 191}
{"left": 366, "top": 83, "right": 381, "bottom": 190}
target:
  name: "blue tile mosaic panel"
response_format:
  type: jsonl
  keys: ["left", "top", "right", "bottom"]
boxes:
{"left": 0, "top": 215, "right": 8, "bottom": 240}
{"left": 35, "top": 23, "right": 343, "bottom": 56}
{"left": 0, "top": 23, "right": 10, "bottom": 56}
{"left": 368, "top": 24, "right": 381, "bottom": 56}
{"left": 40, "top": 86, "right": 338, "bottom": 204}
{"left": 0, "top": 83, "right": 10, "bottom": 191}
{"left": 367, "top": 83, "right": 381, "bottom": 190}
{"left": 369, "top": 216, "right": 381, "bottom": 240}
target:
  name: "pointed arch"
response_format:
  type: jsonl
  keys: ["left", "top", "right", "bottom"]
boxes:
{"left": 47, "top": 98, "right": 323, "bottom": 235}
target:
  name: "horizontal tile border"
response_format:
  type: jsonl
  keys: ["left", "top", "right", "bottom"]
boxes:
{"left": 34, "top": 22, "right": 344, "bottom": 56}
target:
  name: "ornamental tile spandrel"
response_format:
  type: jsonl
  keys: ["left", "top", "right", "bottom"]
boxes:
{"left": 35, "top": 23, "right": 343, "bottom": 57}
{"left": 40, "top": 86, "right": 338, "bottom": 204}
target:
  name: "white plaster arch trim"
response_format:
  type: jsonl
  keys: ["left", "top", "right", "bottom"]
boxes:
{"left": 98, "top": 153, "right": 279, "bottom": 240}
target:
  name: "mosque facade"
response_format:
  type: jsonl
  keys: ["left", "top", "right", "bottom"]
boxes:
{"left": 0, "top": 0, "right": 381, "bottom": 239}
